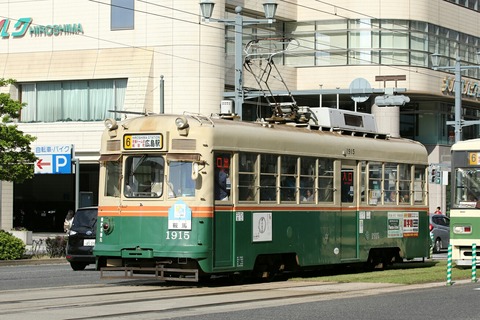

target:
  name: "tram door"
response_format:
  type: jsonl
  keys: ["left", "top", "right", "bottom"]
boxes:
{"left": 340, "top": 163, "right": 358, "bottom": 260}
{"left": 213, "top": 153, "right": 235, "bottom": 268}
{"left": 213, "top": 205, "right": 234, "bottom": 268}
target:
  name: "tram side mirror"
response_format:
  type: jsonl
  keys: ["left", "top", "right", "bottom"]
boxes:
{"left": 191, "top": 162, "right": 199, "bottom": 180}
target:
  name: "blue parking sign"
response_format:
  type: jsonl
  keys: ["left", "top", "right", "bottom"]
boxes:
{"left": 53, "top": 154, "right": 71, "bottom": 173}
{"left": 34, "top": 145, "right": 73, "bottom": 174}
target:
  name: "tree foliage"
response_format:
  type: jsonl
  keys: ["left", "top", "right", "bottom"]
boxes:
{"left": 0, "top": 78, "right": 37, "bottom": 183}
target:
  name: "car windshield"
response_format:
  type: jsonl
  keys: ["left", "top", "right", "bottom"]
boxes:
{"left": 71, "top": 208, "right": 97, "bottom": 231}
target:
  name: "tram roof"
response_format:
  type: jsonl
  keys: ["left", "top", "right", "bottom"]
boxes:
{"left": 451, "top": 138, "right": 480, "bottom": 151}
{"left": 108, "top": 113, "right": 428, "bottom": 165}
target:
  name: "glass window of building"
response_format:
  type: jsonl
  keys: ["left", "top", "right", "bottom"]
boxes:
{"left": 315, "top": 20, "right": 347, "bottom": 66}
{"left": 285, "top": 22, "right": 315, "bottom": 66}
{"left": 348, "top": 19, "right": 377, "bottom": 65}
{"left": 20, "top": 79, "right": 127, "bottom": 122}
{"left": 111, "top": 0, "right": 134, "bottom": 30}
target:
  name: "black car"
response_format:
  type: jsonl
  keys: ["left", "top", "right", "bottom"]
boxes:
{"left": 66, "top": 207, "right": 97, "bottom": 270}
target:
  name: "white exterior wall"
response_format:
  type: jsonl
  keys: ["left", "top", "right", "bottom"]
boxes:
{"left": 0, "top": 0, "right": 228, "bottom": 119}
{"left": 0, "top": 182, "right": 13, "bottom": 230}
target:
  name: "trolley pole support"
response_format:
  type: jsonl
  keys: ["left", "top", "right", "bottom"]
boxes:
{"left": 446, "top": 244, "right": 453, "bottom": 286}
{"left": 472, "top": 243, "right": 477, "bottom": 283}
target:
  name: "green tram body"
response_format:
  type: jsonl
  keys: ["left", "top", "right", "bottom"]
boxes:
{"left": 450, "top": 138, "right": 480, "bottom": 267}
{"left": 95, "top": 113, "right": 430, "bottom": 281}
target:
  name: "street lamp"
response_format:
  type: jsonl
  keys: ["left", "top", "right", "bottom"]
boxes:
{"left": 199, "top": 1, "right": 278, "bottom": 120}
{"left": 431, "top": 52, "right": 480, "bottom": 142}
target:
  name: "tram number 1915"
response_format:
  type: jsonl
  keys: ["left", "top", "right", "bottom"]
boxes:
{"left": 166, "top": 231, "right": 190, "bottom": 240}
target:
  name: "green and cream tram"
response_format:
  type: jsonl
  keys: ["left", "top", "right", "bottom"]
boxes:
{"left": 94, "top": 109, "right": 430, "bottom": 281}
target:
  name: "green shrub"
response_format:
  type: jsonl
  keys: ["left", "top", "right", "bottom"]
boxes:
{"left": 45, "top": 236, "right": 67, "bottom": 258}
{"left": 0, "top": 230, "right": 26, "bottom": 260}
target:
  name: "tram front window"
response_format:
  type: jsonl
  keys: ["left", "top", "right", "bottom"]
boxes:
{"left": 454, "top": 168, "right": 480, "bottom": 208}
{"left": 168, "top": 161, "right": 195, "bottom": 198}
{"left": 124, "top": 155, "right": 164, "bottom": 198}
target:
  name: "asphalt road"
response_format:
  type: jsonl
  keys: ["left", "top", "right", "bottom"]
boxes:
{"left": 0, "top": 262, "right": 122, "bottom": 291}
{"left": 0, "top": 251, "right": 449, "bottom": 291}
{"left": 1, "top": 256, "right": 479, "bottom": 320}
{"left": 170, "top": 282, "right": 480, "bottom": 320}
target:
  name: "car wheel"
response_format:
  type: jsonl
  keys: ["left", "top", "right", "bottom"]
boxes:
{"left": 70, "top": 262, "right": 87, "bottom": 271}
{"left": 434, "top": 238, "right": 442, "bottom": 253}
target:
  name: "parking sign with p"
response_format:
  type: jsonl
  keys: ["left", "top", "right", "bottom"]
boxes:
{"left": 34, "top": 145, "right": 73, "bottom": 174}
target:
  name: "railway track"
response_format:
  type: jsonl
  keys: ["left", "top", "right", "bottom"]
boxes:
{"left": 0, "top": 279, "right": 419, "bottom": 320}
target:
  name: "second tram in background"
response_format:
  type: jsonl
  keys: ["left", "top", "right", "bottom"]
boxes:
{"left": 94, "top": 107, "right": 430, "bottom": 282}
{"left": 450, "top": 138, "right": 480, "bottom": 266}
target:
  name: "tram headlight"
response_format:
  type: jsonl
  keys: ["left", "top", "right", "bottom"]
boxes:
{"left": 453, "top": 225, "right": 472, "bottom": 234}
{"left": 104, "top": 118, "right": 118, "bottom": 130}
{"left": 175, "top": 116, "right": 190, "bottom": 136}
{"left": 175, "top": 116, "right": 189, "bottom": 129}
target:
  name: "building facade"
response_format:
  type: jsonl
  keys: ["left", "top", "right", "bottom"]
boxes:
{"left": 0, "top": 0, "right": 478, "bottom": 230}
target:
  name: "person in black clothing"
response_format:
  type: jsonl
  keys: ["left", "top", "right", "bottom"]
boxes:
{"left": 215, "top": 168, "right": 229, "bottom": 200}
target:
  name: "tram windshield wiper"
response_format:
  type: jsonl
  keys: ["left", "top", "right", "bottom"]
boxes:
{"left": 167, "top": 182, "right": 176, "bottom": 198}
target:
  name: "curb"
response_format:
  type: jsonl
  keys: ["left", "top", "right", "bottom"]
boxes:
{"left": 0, "top": 258, "right": 67, "bottom": 267}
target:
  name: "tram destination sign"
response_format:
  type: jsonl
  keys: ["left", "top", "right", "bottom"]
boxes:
{"left": 123, "top": 134, "right": 163, "bottom": 150}
{"left": 34, "top": 144, "right": 73, "bottom": 174}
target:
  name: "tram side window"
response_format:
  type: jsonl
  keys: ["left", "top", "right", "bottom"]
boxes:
{"left": 280, "top": 155, "right": 297, "bottom": 202}
{"left": 168, "top": 161, "right": 195, "bottom": 198}
{"left": 384, "top": 163, "right": 398, "bottom": 203}
{"left": 398, "top": 164, "right": 411, "bottom": 204}
{"left": 454, "top": 167, "right": 480, "bottom": 207}
{"left": 124, "top": 156, "right": 164, "bottom": 198}
{"left": 300, "top": 157, "right": 316, "bottom": 203}
{"left": 368, "top": 162, "right": 382, "bottom": 205}
{"left": 318, "top": 158, "right": 334, "bottom": 202}
{"left": 105, "top": 160, "right": 121, "bottom": 197}
{"left": 260, "top": 154, "right": 277, "bottom": 202}
{"left": 214, "top": 153, "right": 231, "bottom": 201}
{"left": 239, "top": 153, "right": 257, "bottom": 201}
{"left": 413, "top": 166, "right": 426, "bottom": 204}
